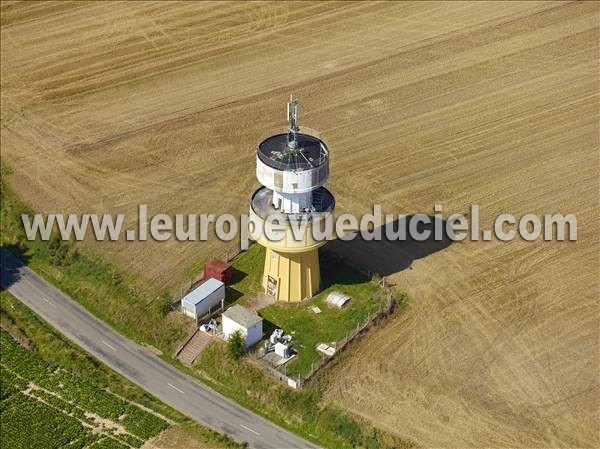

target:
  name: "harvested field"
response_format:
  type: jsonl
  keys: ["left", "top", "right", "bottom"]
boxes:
{"left": 1, "top": 1, "right": 598, "bottom": 448}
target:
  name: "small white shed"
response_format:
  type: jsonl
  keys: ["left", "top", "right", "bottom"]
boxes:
{"left": 222, "top": 305, "right": 263, "bottom": 348}
{"left": 181, "top": 278, "right": 225, "bottom": 320}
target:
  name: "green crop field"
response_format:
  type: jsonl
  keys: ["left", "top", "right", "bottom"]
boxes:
{"left": 1, "top": 330, "right": 167, "bottom": 449}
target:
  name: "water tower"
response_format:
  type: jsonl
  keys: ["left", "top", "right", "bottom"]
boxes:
{"left": 249, "top": 97, "right": 335, "bottom": 302}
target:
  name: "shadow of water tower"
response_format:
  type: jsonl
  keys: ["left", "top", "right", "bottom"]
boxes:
{"left": 327, "top": 215, "right": 454, "bottom": 277}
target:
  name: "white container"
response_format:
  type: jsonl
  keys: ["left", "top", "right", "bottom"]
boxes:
{"left": 274, "top": 342, "right": 290, "bottom": 358}
{"left": 181, "top": 279, "right": 225, "bottom": 320}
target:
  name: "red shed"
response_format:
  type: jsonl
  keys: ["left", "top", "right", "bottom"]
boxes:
{"left": 204, "top": 259, "right": 232, "bottom": 284}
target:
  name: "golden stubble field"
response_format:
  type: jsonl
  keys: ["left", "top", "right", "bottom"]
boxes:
{"left": 1, "top": 1, "right": 598, "bottom": 448}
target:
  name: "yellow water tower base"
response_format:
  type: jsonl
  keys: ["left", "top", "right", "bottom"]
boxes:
{"left": 262, "top": 247, "right": 320, "bottom": 303}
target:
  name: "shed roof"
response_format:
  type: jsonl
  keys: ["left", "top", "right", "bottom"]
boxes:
{"left": 205, "top": 259, "right": 231, "bottom": 273}
{"left": 223, "top": 305, "right": 262, "bottom": 328}
{"left": 182, "top": 278, "right": 224, "bottom": 306}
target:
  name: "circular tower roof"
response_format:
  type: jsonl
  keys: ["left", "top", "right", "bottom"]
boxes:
{"left": 257, "top": 133, "right": 328, "bottom": 172}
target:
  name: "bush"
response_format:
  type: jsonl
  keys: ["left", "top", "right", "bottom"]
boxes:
{"left": 227, "top": 331, "right": 245, "bottom": 360}
{"left": 156, "top": 294, "right": 172, "bottom": 318}
{"left": 394, "top": 291, "right": 409, "bottom": 305}
{"left": 47, "top": 233, "right": 78, "bottom": 267}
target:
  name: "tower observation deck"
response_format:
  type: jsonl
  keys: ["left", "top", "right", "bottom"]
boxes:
{"left": 249, "top": 97, "right": 335, "bottom": 302}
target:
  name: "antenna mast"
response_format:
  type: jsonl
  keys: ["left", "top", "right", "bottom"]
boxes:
{"left": 287, "top": 96, "right": 299, "bottom": 150}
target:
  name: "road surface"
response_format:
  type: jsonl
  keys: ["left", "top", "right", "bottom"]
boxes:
{"left": 1, "top": 248, "right": 319, "bottom": 449}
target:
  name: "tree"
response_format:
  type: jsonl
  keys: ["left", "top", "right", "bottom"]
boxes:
{"left": 227, "top": 331, "right": 245, "bottom": 360}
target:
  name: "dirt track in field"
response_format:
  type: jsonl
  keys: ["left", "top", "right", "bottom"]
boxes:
{"left": 1, "top": 1, "right": 598, "bottom": 448}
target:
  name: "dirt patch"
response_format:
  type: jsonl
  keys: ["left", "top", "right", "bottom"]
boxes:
{"left": 244, "top": 293, "right": 275, "bottom": 312}
{"left": 0, "top": 321, "right": 30, "bottom": 349}
{"left": 142, "top": 426, "right": 221, "bottom": 449}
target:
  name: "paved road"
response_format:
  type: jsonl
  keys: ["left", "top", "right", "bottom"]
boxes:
{"left": 1, "top": 248, "right": 319, "bottom": 449}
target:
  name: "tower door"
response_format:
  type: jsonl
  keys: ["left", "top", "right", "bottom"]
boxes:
{"left": 266, "top": 275, "right": 278, "bottom": 297}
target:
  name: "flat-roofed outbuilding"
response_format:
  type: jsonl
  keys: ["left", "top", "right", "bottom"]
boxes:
{"left": 222, "top": 305, "right": 263, "bottom": 348}
{"left": 181, "top": 278, "right": 225, "bottom": 320}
